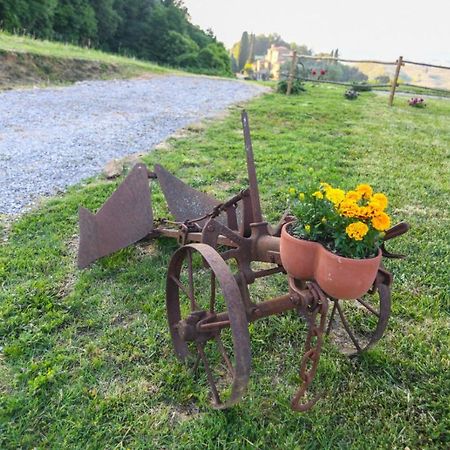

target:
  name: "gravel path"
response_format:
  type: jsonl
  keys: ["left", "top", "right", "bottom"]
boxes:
{"left": 0, "top": 75, "right": 266, "bottom": 214}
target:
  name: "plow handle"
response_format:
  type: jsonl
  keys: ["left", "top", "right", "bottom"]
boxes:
{"left": 241, "top": 111, "right": 263, "bottom": 223}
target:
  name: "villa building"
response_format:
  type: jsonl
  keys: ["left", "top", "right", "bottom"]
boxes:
{"left": 254, "top": 45, "right": 292, "bottom": 80}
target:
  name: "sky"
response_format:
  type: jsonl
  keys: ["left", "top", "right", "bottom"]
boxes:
{"left": 183, "top": 0, "right": 450, "bottom": 64}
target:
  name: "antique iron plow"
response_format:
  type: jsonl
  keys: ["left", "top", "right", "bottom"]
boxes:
{"left": 78, "top": 111, "right": 409, "bottom": 411}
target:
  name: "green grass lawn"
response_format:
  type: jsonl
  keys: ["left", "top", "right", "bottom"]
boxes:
{"left": 1, "top": 84, "right": 449, "bottom": 449}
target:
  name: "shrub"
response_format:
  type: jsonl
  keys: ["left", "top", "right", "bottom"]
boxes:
{"left": 408, "top": 97, "right": 426, "bottom": 108}
{"left": 277, "top": 79, "right": 306, "bottom": 94}
{"left": 344, "top": 89, "right": 359, "bottom": 100}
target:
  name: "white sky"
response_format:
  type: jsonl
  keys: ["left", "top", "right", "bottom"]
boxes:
{"left": 183, "top": 0, "right": 450, "bottom": 64}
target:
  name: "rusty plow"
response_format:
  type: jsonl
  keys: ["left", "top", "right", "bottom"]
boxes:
{"left": 77, "top": 111, "right": 409, "bottom": 411}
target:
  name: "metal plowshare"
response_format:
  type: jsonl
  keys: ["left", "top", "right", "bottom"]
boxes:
{"left": 78, "top": 111, "right": 409, "bottom": 411}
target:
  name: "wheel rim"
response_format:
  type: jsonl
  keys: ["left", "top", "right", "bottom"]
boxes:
{"left": 326, "top": 273, "right": 391, "bottom": 356}
{"left": 166, "top": 243, "right": 251, "bottom": 408}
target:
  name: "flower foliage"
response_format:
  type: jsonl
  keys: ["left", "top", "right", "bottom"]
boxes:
{"left": 408, "top": 97, "right": 426, "bottom": 108}
{"left": 288, "top": 181, "right": 391, "bottom": 258}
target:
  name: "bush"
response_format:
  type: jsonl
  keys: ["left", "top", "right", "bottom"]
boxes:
{"left": 408, "top": 97, "right": 426, "bottom": 108}
{"left": 277, "top": 79, "right": 306, "bottom": 94}
{"left": 344, "top": 89, "right": 359, "bottom": 100}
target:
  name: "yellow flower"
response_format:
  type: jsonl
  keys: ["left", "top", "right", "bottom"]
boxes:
{"left": 345, "top": 190, "right": 362, "bottom": 201}
{"left": 358, "top": 206, "right": 373, "bottom": 219}
{"left": 312, "top": 190, "right": 323, "bottom": 199}
{"left": 320, "top": 182, "right": 332, "bottom": 192}
{"left": 346, "top": 221, "right": 369, "bottom": 241}
{"left": 325, "top": 188, "right": 345, "bottom": 205}
{"left": 321, "top": 217, "right": 327, "bottom": 224}
{"left": 304, "top": 224, "right": 311, "bottom": 234}
{"left": 356, "top": 184, "right": 373, "bottom": 200}
{"left": 298, "top": 192, "right": 305, "bottom": 201}
{"left": 289, "top": 187, "right": 296, "bottom": 195}
{"left": 372, "top": 212, "right": 391, "bottom": 231}
{"left": 372, "top": 193, "right": 388, "bottom": 210}
{"left": 339, "top": 199, "right": 359, "bottom": 218}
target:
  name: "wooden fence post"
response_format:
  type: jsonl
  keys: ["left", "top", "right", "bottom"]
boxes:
{"left": 389, "top": 56, "right": 403, "bottom": 106}
{"left": 286, "top": 51, "right": 297, "bottom": 96}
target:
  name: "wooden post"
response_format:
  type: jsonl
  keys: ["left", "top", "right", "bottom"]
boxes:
{"left": 286, "top": 51, "right": 297, "bottom": 96}
{"left": 389, "top": 56, "right": 403, "bottom": 106}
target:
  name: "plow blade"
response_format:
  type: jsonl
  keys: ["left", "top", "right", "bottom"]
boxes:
{"left": 78, "top": 163, "right": 153, "bottom": 269}
{"left": 154, "top": 164, "right": 222, "bottom": 225}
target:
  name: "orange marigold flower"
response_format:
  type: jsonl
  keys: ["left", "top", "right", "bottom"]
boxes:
{"left": 372, "top": 212, "right": 391, "bottom": 231}
{"left": 372, "top": 193, "right": 388, "bottom": 210}
{"left": 346, "top": 221, "right": 369, "bottom": 241}
{"left": 345, "top": 190, "right": 362, "bottom": 201}
{"left": 356, "top": 184, "right": 373, "bottom": 199}
{"left": 357, "top": 206, "right": 373, "bottom": 219}
{"left": 365, "top": 201, "right": 383, "bottom": 218}
{"left": 339, "top": 199, "right": 358, "bottom": 218}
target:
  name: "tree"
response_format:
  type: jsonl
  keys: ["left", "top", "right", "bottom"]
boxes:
{"left": 238, "top": 31, "right": 250, "bottom": 71}
{"left": 53, "top": 0, "right": 97, "bottom": 44}
{"left": 0, "top": 0, "right": 232, "bottom": 76}
{"left": 247, "top": 33, "right": 255, "bottom": 64}
{"left": 89, "top": 0, "right": 120, "bottom": 48}
{"left": 230, "top": 54, "right": 238, "bottom": 73}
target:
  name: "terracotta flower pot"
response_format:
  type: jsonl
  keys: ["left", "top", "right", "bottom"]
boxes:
{"left": 280, "top": 224, "right": 382, "bottom": 299}
{"left": 280, "top": 224, "right": 320, "bottom": 280}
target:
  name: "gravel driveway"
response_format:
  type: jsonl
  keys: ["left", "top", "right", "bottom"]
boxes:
{"left": 0, "top": 75, "right": 266, "bottom": 214}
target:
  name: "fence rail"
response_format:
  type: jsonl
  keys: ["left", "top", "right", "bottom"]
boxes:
{"left": 285, "top": 54, "right": 450, "bottom": 104}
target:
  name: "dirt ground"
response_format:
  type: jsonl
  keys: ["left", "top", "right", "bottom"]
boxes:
{"left": 0, "top": 51, "right": 123, "bottom": 89}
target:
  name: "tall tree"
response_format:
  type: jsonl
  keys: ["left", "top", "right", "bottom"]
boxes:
{"left": 247, "top": 33, "right": 255, "bottom": 64}
{"left": 89, "top": 0, "right": 120, "bottom": 49}
{"left": 237, "top": 31, "right": 250, "bottom": 71}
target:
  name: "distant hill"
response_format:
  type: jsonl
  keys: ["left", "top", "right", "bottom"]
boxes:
{"left": 354, "top": 62, "right": 450, "bottom": 90}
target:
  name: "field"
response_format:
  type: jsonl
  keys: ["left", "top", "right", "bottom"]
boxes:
{"left": 355, "top": 61, "right": 450, "bottom": 91}
{"left": 1, "top": 84, "right": 449, "bottom": 449}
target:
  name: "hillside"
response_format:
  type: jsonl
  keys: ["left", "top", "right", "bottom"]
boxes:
{"left": 0, "top": 32, "right": 172, "bottom": 89}
{"left": 0, "top": 1, "right": 232, "bottom": 76}
{"left": 354, "top": 61, "right": 450, "bottom": 90}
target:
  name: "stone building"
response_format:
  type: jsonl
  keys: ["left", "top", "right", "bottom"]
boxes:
{"left": 254, "top": 45, "right": 291, "bottom": 80}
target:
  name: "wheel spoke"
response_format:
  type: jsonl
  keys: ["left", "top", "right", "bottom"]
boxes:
{"left": 196, "top": 342, "right": 221, "bottom": 405}
{"left": 169, "top": 275, "right": 192, "bottom": 301}
{"left": 215, "top": 334, "right": 234, "bottom": 376}
{"left": 210, "top": 271, "right": 216, "bottom": 313}
{"left": 336, "top": 301, "right": 362, "bottom": 352}
{"left": 326, "top": 300, "right": 338, "bottom": 335}
{"left": 187, "top": 250, "right": 196, "bottom": 310}
{"left": 356, "top": 296, "right": 380, "bottom": 318}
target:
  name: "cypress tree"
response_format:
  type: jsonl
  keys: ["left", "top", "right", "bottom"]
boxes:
{"left": 247, "top": 33, "right": 255, "bottom": 64}
{"left": 238, "top": 31, "right": 249, "bottom": 71}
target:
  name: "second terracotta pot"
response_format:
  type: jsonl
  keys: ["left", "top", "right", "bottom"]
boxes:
{"left": 280, "top": 224, "right": 381, "bottom": 299}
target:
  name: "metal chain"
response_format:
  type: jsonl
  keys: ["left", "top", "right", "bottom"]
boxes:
{"left": 291, "top": 282, "right": 329, "bottom": 412}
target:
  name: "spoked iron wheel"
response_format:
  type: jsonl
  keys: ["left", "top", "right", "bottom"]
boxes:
{"left": 325, "top": 271, "right": 391, "bottom": 356}
{"left": 166, "top": 243, "right": 251, "bottom": 409}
